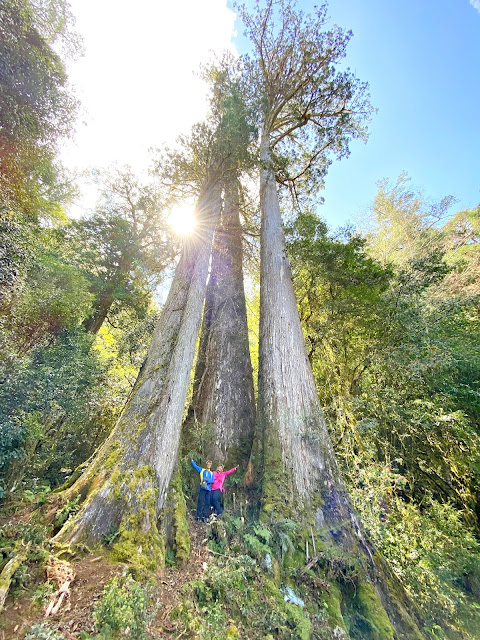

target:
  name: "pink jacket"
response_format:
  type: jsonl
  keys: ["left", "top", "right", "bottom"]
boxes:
{"left": 211, "top": 468, "right": 236, "bottom": 492}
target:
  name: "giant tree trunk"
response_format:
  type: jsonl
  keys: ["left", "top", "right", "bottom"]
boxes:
{"left": 257, "top": 137, "right": 424, "bottom": 639}
{"left": 187, "top": 176, "right": 255, "bottom": 467}
{"left": 258, "top": 138, "right": 353, "bottom": 529}
{"left": 52, "top": 183, "right": 221, "bottom": 568}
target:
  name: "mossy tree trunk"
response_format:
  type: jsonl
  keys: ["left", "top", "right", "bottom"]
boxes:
{"left": 258, "top": 138, "right": 353, "bottom": 528}
{"left": 52, "top": 183, "right": 221, "bottom": 568}
{"left": 186, "top": 175, "right": 256, "bottom": 468}
{"left": 257, "top": 137, "right": 424, "bottom": 639}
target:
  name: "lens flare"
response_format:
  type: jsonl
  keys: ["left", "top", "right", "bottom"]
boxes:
{"left": 168, "top": 206, "right": 196, "bottom": 236}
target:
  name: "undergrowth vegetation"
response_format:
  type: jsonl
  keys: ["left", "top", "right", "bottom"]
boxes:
{"left": 347, "top": 458, "right": 480, "bottom": 639}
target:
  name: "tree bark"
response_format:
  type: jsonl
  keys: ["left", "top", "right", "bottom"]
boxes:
{"left": 52, "top": 183, "right": 221, "bottom": 564}
{"left": 258, "top": 137, "right": 354, "bottom": 530}
{"left": 257, "top": 136, "right": 424, "bottom": 638}
{"left": 187, "top": 176, "right": 255, "bottom": 467}
{"left": 82, "top": 292, "right": 115, "bottom": 334}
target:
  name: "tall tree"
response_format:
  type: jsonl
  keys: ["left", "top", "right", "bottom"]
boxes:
{"left": 238, "top": 1, "right": 424, "bottom": 636}
{"left": 188, "top": 175, "right": 256, "bottom": 467}
{"left": 185, "top": 59, "right": 257, "bottom": 468}
{"left": 52, "top": 183, "right": 221, "bottom": 565}
{"left": 237, "top": 0, "right": 370, "bottom": 528}
{"left": 0, "top": 0, "right": 78, "bottom": 218}
{"left": 365, "top": 172, "right": 454, "bottom": 267}
{"left": 440, "top": 205, "right": 480, "bottom": 297}
{"left": 65, "top": 167, "right": 175, "bottom": 334}
{"left": 52, "top": 61, "right": 256, "bottom": 562}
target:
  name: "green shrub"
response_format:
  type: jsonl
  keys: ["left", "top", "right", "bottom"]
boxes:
{"left": 93, "top": 574, "right": 152, "bottom": 639}
{"left": 54, "top": 496, "right": 80, "bottom": 530}
{"left": 31, "top": 582, "right": 55, "bottom": 609}
{"left": 24, "top": 623, "right": 65, "bottom": 640}
{"left": 348, "top": 459, "right": 480, "bottom": 637}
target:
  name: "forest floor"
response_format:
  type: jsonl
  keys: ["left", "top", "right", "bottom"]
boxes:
{"left": 0, "top": 515, "right": 211, "bottom": 639}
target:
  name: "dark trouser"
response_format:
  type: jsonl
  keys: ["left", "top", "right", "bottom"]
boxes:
{"left": 196, "top": 487, "right": 210, "bottom": 520}
{"left": 210, "top": 488, "right": 223, "bottom": 516}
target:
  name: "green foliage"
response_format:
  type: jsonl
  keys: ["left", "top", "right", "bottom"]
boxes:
{"left": 0, "top": 328, "right": 101, "bottom": 491}
{"left": 31, "top": 580, "right": 55, "bottom": 609}
{"left": 348, "top": 457, "right": 480, "bottom": 637}
{"left": 24, "top": 623, "right": 66, "bottom": 640}
{"left": 0, "top": 0, "right": 78, "bottom": 218}
{"left": 53, "top": 496, "right": 80, "bottom": 530}
{"left": 5, "top": 244, "right": 93, "bottom": 352}
{"left": 0, "top": 240, "right": 158, "bottom": 492}
{"left": 64, "top": 167, "right": 175, "bottom": 334}
{"left": 175, "top": 539, "right": 318, "bottom": 640}
{"left": 102, "top": 525, "right": 120, "bottom": 547}
{"left": 237, "top": 0, "right": 373, "bottom": 200}
{"left": 441, "top": 206, "right": 480, "bottom": 298}
{"left": 0, "top": 521, "right": 50, "bottom": 547}
{"left": 23, "top": 485, "right": 51, "bottom": 506}
{"left": 92, "top": 574, "right": 152, "bottom": 640}
{"left": 285, "top": 210, "right": 392, "bottom": 406}
{"left": 243, "top": 532, "right": 272, "bottom": 560}
{"left": 10, "top": 560, "right": 32, "bottom": 593}
{"left": 0, "top": 521, "right": 50, "bottom": 595}
{"left": 0, "top": 213, "right": 34, "bottom": 304}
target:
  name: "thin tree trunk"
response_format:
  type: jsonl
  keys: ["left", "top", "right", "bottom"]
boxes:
{"left": 52, "top": 183, "right": 221, "bottom": 564}
{"left": 82, "top": 293, "right": 114, "bottom": 334}
{"left": 188, "top": 176, "right": 255, "bottom": 467}
{"left": 257, "top": 136, "right": 424, "bottom": 638}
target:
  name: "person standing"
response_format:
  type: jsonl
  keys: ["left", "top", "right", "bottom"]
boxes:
{"left": 191, "top": 459, "right": 214, "bottom": 522}
{"left": 210, "top": 464, "right": 237, "bottom": 517}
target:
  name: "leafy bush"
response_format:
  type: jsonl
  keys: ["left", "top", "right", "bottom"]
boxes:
{"left": 24, "top": 623, "right": 65, "bottom": 640}
{"left": 348, "top": 458, "right": 480, "bottom": 637}
{"left": 93, "top": 574, "right": 152, "bottom": 639}
{"left": 54, "top": 496, "right": 80, "bottom": 530}
{"left": 31, "top": 581, "right": 55, "bottom": 609}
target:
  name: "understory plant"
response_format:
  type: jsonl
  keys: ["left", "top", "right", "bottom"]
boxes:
{"left": 92, "top": 573, "right": 153, "bottom": 639}
{"left": 346, "top": 455, "right": 480, "bottom": 638}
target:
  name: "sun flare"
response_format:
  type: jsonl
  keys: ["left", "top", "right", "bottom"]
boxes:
{"left": 168, "top": 205, "right": 196, "bottom": 237}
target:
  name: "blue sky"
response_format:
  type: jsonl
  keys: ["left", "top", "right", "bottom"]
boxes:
{"left": 232, "top": 0, "right": 480, "bottom": 228}
{"left": 64, "top": 0, "right": 479, "bottom": 230}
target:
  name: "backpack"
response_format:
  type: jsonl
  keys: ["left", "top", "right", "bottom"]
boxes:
{"left": 199, "top": 469, "right": 208, "bottom": 490}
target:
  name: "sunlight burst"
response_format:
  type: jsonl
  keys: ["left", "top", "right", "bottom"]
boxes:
{"left": 168, "top": 205, "right": 196, "bottom": 237}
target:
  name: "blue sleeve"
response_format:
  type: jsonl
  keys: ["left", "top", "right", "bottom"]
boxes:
{"left": 191, "top": 460, "right": 202, "bottom": 473}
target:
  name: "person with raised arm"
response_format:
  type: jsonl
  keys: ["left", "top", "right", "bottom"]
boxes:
{"left": 191, "top": 459, "right": 214, "bottom": 523}
{"left": 210, "top": 464, "right": 237, "bottom": 517}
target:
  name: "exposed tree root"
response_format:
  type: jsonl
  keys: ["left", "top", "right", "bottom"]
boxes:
{"left": 44, "top": 555, "right": 75, "bottom": 617}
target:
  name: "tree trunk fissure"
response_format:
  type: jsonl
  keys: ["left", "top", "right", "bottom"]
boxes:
{"left": 188, "top": 175, "right": 256, "bottom": 465}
